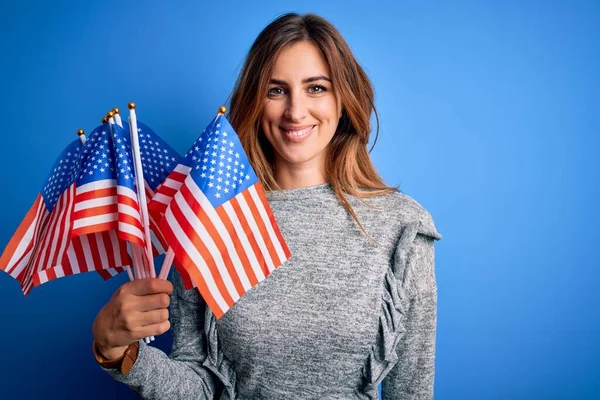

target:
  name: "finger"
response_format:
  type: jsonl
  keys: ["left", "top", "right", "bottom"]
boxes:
{"left": 134, "top": 293, "right": 171, "bottom": 312}
{"left": 138, "top": 309, "right": 169, "bottom": 327}
{"left": 128, "top": 278, "right": 173, "bottom": 296}
{"left": 135, "top": 320, "right": 171, "bottom": 339}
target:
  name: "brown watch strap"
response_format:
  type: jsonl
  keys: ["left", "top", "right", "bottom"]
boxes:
{"left": 93, "top": 340, "right": 139, "bottom": 375}
{"left": 121, "top": 341, "right": 140, "bottom": 374}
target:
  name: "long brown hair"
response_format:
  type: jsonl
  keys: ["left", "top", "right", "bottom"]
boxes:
{"left": 229, "top": 13, "right": 397, "bottom": 234}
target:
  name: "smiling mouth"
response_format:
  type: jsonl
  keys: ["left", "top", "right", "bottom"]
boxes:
{"left": 282, "top": 125, "right": 316, "bottom": 142}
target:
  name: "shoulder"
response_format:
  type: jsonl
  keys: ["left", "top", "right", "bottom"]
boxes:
{"left": 357, "top": 190, "right": 442, "bottom": 241}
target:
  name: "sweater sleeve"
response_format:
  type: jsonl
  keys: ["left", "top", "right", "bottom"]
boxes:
{"left": 382, "top": 229, "right": 439, "bottom": 400}
{"left": 101, "top": 270, "right": 223, "bottom": 399}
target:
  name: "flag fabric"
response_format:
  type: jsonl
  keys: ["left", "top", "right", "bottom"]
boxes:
{"left": 0, "top": 138, "right": 83, "bottom": 294}
{"left": 0, "top": 125, "right": 132, "bottom": 294}
{"left": 29, "top": 124, "right": 133, "bottom": 291}
{"left": 0, "top": 119, "right": 187, "bottom": 294}
{"left": 98, "top": 121, "right": 189, "bottom": 281}
{"left": 134, "top": 121, "right": 181, "bottom": 255}
{"left": 33, "top": 230, "right": 131, "bottom": 288}
{"left": 158, "top": 114, "right": 291, "bottom": 319}
{"left": 71, "top": 123, "right": 127, "bottom": 237}
{"left": 36, "top": 120, "right": 181, "bottom": 285}
{"left": 112, "top": 122, "right": 146, "bottom": 249}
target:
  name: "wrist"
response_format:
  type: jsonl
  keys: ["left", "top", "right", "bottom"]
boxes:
{"left": 96, "top": 342, "right": 129, "bottom": 361}
{"left": 93, "top": 340, "right": 140, "bottom": 374}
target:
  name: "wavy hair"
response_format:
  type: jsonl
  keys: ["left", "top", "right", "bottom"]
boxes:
{"left": 228, "top": 13, "right": 397, "bottom": 234}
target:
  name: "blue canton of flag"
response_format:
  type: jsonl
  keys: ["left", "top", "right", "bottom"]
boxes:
{"left": 137, "top": 121, "right": 181, "bottom": 191}
{"left": 78, "top": 124, "right": 116, "bottom": 184}
{"left": 41, "top": 140, "right": 83, "bottom": 211}
{"left": 112, "top": 123, "right": 136, "bottom": 193}
{"left": 184, "top": 116, "right": 258, "bottom": 207}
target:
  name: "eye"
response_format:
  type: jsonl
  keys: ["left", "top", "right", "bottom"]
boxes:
{"left": 267, "top": 87, "right": 285, "bottom": 97}
{"left": 308, "top": 85, "right": 327, "bottom": 94}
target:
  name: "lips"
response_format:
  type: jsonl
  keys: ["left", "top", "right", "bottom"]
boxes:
{"left": 281, "top": 125, "right": 315, "bottom": 142}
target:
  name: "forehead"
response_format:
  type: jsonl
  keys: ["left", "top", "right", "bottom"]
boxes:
{"left": 271, "top": 41, "right": 331, "bottom": 80}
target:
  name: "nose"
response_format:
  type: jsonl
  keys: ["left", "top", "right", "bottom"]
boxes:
{"left": 284, "top": 90, "right": 308, "bottom": 122}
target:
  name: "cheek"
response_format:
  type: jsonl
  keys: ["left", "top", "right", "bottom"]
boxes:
{"left": 261, "top": 102, "right": 284, "bottom": 130}
{"left": 314, "top": 98, "right": 341, "bottom": 125}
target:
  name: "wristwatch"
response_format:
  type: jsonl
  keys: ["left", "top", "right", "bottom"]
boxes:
{"left": 92, "top": 340, "right": 139, "bottom": 375}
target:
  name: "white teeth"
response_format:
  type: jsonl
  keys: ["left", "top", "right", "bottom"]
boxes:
{"left": 285, "top": 126, "right": 313, "bottom": 136}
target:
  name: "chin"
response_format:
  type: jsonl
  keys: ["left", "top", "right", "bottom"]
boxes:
{"left": 280, "top": 154, "right": 315, "bottom": 165}
{"left": 277, "top": 149, "right": 323, "bottom": 166}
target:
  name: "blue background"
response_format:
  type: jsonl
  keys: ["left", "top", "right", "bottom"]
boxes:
{"left": 1, "top": 1, "right": 598, "bottom": 399}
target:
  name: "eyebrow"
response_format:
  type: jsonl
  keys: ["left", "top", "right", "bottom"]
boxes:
{"left": 269, "top": 75, "right": 332, "bottom": 85}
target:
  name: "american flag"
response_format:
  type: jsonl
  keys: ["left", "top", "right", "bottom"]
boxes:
{"left": 30, "top": 123, "right": 134, "bottom": 291}
{"left": 97, "top": 121, "right": 184, "bottom": 279}
{"left": 0, "top": 120, "right": 185, "bottom": 294}
{"left": 159, "top": 114, "right": 291, "bottom": 319}
{"left": 71, "top": 123, "right": 125, "bottom": 237}
{"left": 32, "top": 120, "right": 183, "bottom": 287}
{"left": 15, "top": 122, "right": 141, "bottom": 291}
{"left": 0, "top": 138, "right": 83, "bottom": 294}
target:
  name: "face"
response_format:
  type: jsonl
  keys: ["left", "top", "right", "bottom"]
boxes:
{"left": 261, "top": 41, "right": 342, "bottom": 174}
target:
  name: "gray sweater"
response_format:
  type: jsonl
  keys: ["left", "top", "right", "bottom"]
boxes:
{"left": 104, "top": 183, "right": 442, "bottom": 399}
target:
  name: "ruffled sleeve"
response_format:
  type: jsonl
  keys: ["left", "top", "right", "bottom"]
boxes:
{"left": 202, "top": 304, "right": 238, "bottom": 399}
{"left": 101, "top": 270, "right": 235, "bottom": 399}
{"left": 357, "top": 209, "right": 442, "bottom": 399}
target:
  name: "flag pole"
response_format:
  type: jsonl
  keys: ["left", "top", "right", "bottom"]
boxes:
{"left": 107, "top": 112, "right": 145, "bottom": 283}
{"left": 77, "top": 128, "right": 86, "bottom": 144}
{"left": 127, "top": 103, "right": 156, "bottom": 279}
{"left": 108, "top": 110, "right": 148, "bottom": 280}
{"left": 112, "top": 107, "right": 122, "bottom": 127}
{"left": 157, "top": 105, "right": 227, "bottom": 281}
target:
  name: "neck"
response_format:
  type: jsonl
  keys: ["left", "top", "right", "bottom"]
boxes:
{"left": 273, "top": 157, "right": 327, "bottom": 190}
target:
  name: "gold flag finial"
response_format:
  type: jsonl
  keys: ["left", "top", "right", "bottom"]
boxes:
{"left": 128, "top": 102, "right": 136, "bottom": 110}
{"left": 77, "top": 129, "right": 85, "bottom": 136}
{"left": 101, "top": 117, "right": 108, "bottom": 124}
{"left": 106, "top": 110, "right": 115, "bottom": 118}
{"left": 218, "top": 106, "right": 227, "bottom": 115}
{"left": 112, "top": 107, "right": 120, "bottom": 114}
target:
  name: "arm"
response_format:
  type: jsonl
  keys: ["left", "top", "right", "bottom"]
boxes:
{"left": 382, "top": 233, "right": 438, "bottom": 400}
{"left": 101, "top": 270, "right": 222, "bottom": 399}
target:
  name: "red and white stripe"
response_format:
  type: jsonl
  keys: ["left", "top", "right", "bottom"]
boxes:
{"left": 0, "top": 195, "right": 49, "bottom": 287}
{"left": 116, "top": 184, "right": 145, "bottom": 247}
{"left": 148, "top": 164, "right": 191, "bottom": 217}
{"left": 72, "top": 180, "right": 118, "bottom": 236}
{"left": 147, "top": 175, "right": 195, "bottom": 287}
{"left": 32, "top": 231, "right": 131, "bottom": 287}
{"left": 160, "top": 177, "right": 290, "bottom": 319}
{"left": 87, "top": 182, "right": 174, "bottom": 283}
{"left": 21, "top": 184, "right": 76, "bottom": 294}
{"left": 145, "top": 183, "right": 168, "bottom": 256}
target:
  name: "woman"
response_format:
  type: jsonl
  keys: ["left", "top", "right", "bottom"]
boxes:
{"left": 92, "top": 13, "right": 442, "bottom": 399}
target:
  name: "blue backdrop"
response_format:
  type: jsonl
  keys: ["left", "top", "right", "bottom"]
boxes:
{"left": 0, "top": 1, "right": 598, "bottom": 399}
